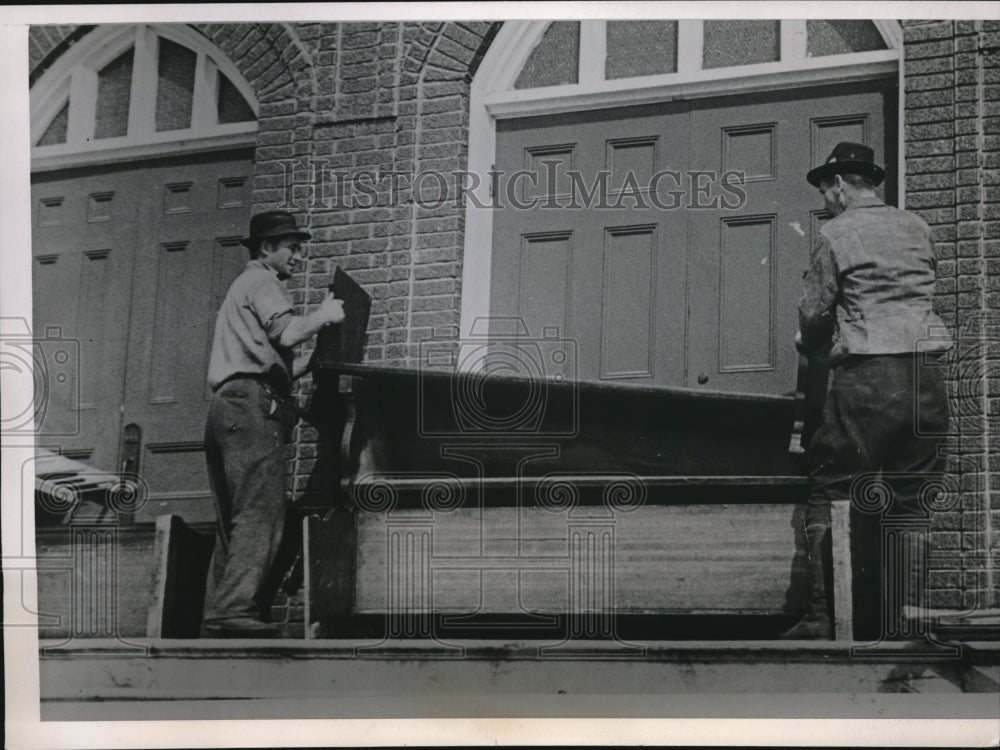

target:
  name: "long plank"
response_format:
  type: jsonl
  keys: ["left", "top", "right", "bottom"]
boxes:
{"left": 354, "top": 504, "right": 810, "bottom": 615}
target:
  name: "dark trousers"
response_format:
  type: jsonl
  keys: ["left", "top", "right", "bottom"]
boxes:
{"left": 203, "top": 378, "right": 290, "bottom": 623}
{"left": 806, "top": 353, "right": 949, "bottom": 638}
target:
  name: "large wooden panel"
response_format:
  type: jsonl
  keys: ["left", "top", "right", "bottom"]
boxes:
{"left": 35, "top": 526, "right": 159, "bottom": 639}
{"left": 327, "top": 363, "right": 800, "bottom": 477}
{"left": 354, "top": 504, "right": 807, "bottom": 615}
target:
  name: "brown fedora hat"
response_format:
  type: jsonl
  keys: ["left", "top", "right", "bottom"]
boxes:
{"left": 806, "top": 141, "right": 885, "bottom": 188}
{"left": 239, "top": 210, "right": 311, "bottom": 248}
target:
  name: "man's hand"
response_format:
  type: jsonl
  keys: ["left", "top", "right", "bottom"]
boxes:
{"left": 319, "top": 293, "right": 345, "bottom": 326}
{"left": 277, "top": 293, "right": 345, "bottom": 348}
{"left": 794, "top": 331, "right": 809, "bottom": 356}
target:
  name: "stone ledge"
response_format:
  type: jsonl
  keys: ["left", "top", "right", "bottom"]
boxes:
{"left": 39, "top": 636, "right": 1000, "bottom": 662}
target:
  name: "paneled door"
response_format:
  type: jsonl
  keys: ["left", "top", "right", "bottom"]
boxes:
{"left": 686, "top": 81, "right": 893, "bottom": 394}
{"left": 492, "top": 79, "right": 896, "bottom": 395}
{"left": 493, "top": 103, "right": 690, "bottom": 386}
{"left": 31, "top": 149, "right": 254, "bottom": 523}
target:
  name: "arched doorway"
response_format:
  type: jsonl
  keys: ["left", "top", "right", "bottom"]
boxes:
{"left": 462, "top": 20, "right": 902, "bottom": 395}
{"left": 31, "top": 24, "right": 259, "bottom": 523}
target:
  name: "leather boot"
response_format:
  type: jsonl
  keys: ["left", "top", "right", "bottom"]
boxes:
{"left": 781, "top": 523, "right": 833, "bottom": 639}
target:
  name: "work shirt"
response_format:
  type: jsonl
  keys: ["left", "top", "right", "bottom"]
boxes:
{"left": 799, "top": 197, "right": 953, "bottom": 366}
{"left": 207, "top": 260, "right": 295, "bottom": 393}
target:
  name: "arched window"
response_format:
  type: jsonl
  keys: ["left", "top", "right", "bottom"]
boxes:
{"left": 476, "top": 19, "right": 899, "bottom": 109}
{"left": 510, "top": 19, "right": 892, "bottom": 90}
{"left": 31, "top": 24, "right": 258, "bottom": 171}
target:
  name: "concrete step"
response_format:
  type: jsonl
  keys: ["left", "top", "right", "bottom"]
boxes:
{"left": 39, "top": 637, "right": 1000, "bottom": 720}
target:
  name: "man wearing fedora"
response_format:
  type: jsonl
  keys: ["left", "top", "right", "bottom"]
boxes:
{"left": 783, "top": 142, "right": 953, "bottom": 640}
{"left": 201, "top": 210, "right": 344, "bottom": 638}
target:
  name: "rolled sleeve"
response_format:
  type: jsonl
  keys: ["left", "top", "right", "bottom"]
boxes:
{"left": 250, "top": 278, "right": 295, "bottom": 344}
{"left": 798, "top": 234, "right": 838, "bottom": 352}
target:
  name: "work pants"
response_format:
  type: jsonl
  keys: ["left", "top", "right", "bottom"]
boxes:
{"left": 202, "top": 377, "right": 291, "bottom": 624}
{"left": 805, "top": 353, "right": 950, "bottom": 639}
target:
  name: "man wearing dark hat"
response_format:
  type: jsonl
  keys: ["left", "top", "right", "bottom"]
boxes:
{"left": 201, "top": 210, "right": 344, "bottom": 637}
{"left": 783, "top": 143, "right": 952, "bottom": 640}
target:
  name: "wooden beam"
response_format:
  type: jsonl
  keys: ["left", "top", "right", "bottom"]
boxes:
{"left": 146, "top": 514, "right": 214, "bottom": 638}
{"left": 303, "top": 509, "right": 357, "bottom": 639}
{"left": 831, "top": 499, "right": 853, "bottom": 640}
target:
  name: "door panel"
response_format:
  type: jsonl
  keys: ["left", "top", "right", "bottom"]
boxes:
{"left": 686, "top": 82, "right": 890, "bottom": 394}
{"left": 124, "top": 151, "right": 253, "bottom": 523}
{"left": 31, "top": 170, "right": 144, "bottom": 468}
{"left": 493, "top": 103, "right": 689, "bottom": 386}
{"left": 492, "top": 79, "right": 895, "bottom": 395}
{"left": 31, "top": 150, "right": 254, "bottom": 523}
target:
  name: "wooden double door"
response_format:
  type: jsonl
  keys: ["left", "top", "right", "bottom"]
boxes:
{"left": 493, "top": 79, "right": 896, "bottom": 395}
{"left": 31, "top": 149, "right": 254, "bottom": 523}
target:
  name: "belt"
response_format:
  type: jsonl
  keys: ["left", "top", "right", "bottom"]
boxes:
{"left": 215, "top": 373, "right": 291, "bottom": 398}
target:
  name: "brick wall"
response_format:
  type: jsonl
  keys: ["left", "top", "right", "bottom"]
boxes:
{"left": 28, "top": 19, "right": 1000, "bottom": 618}
{"left": 256, "top": 21, "right": 498, "bottom": 628}
{"left": 902, "top": 19, "right": 1000, "bottom": 609}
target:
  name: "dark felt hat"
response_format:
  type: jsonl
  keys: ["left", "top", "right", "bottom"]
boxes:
{"left": 240, "top": 210, "right": 311, "bottom": 248}
{"left": 806, "top": 141, "right": 885, "bottom": 188}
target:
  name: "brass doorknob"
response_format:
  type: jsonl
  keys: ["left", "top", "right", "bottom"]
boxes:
{"left": 697, "top": 372, "right": 709, "bottom": 385}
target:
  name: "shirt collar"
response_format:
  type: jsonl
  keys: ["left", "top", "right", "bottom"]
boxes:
{"left": 851, "top": 196, "right": 886, "bottom": 209}
{"left": 247, "top": 259, "right": 278, "bottom": 275}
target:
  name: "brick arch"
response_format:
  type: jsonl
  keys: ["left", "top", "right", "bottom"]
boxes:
{"left": 194, "top": 23, "right": 316, "bottom": 106}
{"left": 29, "top": 23, "right": 315, "bottom": 108}
{"left": 403, "top": 22, "right": 500, "bottom": 84}
{"left": 29, "top": 25, "right": 93, "bottom": 85}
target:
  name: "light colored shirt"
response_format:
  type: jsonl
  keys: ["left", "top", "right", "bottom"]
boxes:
{"left": 799, "top": 197, "right": 953, "bottom": 365}
{"left": 207, "top": 260, "right": 295, "bottom": 391}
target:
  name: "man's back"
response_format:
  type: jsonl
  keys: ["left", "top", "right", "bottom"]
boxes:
{"left": 819, "top": 200, "right": 951, "bottom": 361}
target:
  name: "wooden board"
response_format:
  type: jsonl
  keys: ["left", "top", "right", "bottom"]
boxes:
{"left": 146, "top": 514, "right": 215, "bottom": 638}
{"left": 311, "top": 266, "right": 372, "bottom": 368}
{"left": 303, "top": 509, "right": 357, "bottom": 638}
{"left": 354, "top": 504, "right": 811, "bottom": 615}
{"left": 35, "top": 525, "right": 161, "bottom": 639}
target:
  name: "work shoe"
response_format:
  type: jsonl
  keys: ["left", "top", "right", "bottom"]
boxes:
{"left": 201, "top": 616, "right": 280, "bottom": 638}
{"left": 780, "top": 612, "right": 833, "bottom": 640}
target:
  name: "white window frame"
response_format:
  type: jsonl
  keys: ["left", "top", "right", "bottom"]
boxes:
{"left": 460, "top": 19, "right": 904, "bottom": 345}
{"left": 30, "top": 23, "right": 259, "bottom": 173}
